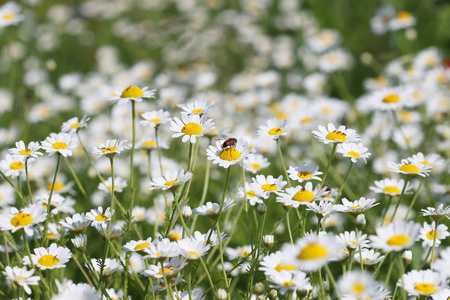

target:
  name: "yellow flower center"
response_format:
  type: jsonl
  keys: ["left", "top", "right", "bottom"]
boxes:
{"left": 182, "top": 123, "right": 203, "bottom": 135}
{"left": 298, "top": 171, "right": 312, "bottom": 179}
{"left": 325, "top": 130, "right": 347, "bottom": 142}
{"left": 171, "top": 233, "right": 181, "bottom": 241}
{"left": 247, "top": 191, "right": 257, "bottom": 198}
{"left": 282, "top": 281, "right": 294, "bottom": 287}
{"left": 4, "top": 13, "right": 14, "bottom": 20}
{"left": 164, "top": 179, "right": 179, "bottom": 186}
{"left": 149, "top": 118, "right": 161, "bottom": 123}
{"left": 121, "top": 86, "right": 144, "bottom": 98}
{"left": 47, "top": 233, "right": 56, "bottom": 239}
{"left": 158, "top": 267, "right": 176, "bottom": 276}
{"left": 386, "top": 234, "right": 410, "bottom": 246}
{"left": 70, "top": 122, "right": 81, "bottom": 128}
{"left": 95, "top": 214, "right": 108, "bottom": 221}
{"left": 219, "top": 148, "right": 241, "bottom": 161}
{"left": 188, "top": 251, "right": 199, "bottom": 258}
{"left": 38, "top": 255, "right": 59, "bottom": 267}
{"left": 420, "top": 161, "right": 430, "bottom": 165}
{"left": 19, "top": 149, "right": 32, "bottom": 155}
{"left": 298, "top": 243, "right": 328, "bottom": 260}
{"left": 251, "top": 163, "right": 261, "bottom": 170}
{"left": 47, "top": 182, "right": 65, "bottom": 191}
{"left": 382, "top": 186, "right": 401, "bottom": 194}
{"left": 399, "top": 164, "right": 419, "bottom": 173}
{"left": 414, "top": 283, "right": 436, "bottom": 294}
{"left": 52, "top": 142, "right": 68, "bottom": 150}
{"left": 191, "top": 109, "right": 203, "bottom": 114}
{"left": 426, "top": 230, "right": 439, "bottom": 240}
{"left": 292, "top": 190, "right": 314, "bottom": 202}
{"left": 382, "top": 94, "right": 400, "bottom": 103}
{"left": 352, "top": 283, "right": 365, "bottom": 295}
{"left": 261, "top": 184, "right": 277, "bottom": 192}
{"left": 134, "top": 242, "right": 151, "bottom": 251}
{"left": 268, "top": 127, "right": 283, "bottom": 135}
{"left": 10, "top": 213, "right": 34, "bottom": 227}
{"left": 347, "top": 151, "right": 360, "bottom": 158}
{"left": 397, "top": 11, "right": 412, "bottom": 20}
{"left": 328, "top": 54, "right": 339, "bottom": 63}
{"left": 10, "top": 162, "right": 25, "bottom": 170}
{"left": 275, "top": 263, "right": 295, "bottom": 272}
{"left": 102, "top": 146, "right": 117, "bottom": 153}
{"left": 301, "top": 117, "right": 313, "bottom": 123}
{"left": 142, "top": 141, "right": 156, "bottom": 147}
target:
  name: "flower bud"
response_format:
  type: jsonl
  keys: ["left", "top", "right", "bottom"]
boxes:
{"left": 268, "top": 289, "right": 278, "bottom": 300}
{"left": 405, "top": 28, "right": 417, "bottom": 41}
{"left": 254, "top": 282, "right": 265, "bottom": 295}
{"left": 360, "top": 52, "right": 373, "bottom": 65}
{"left": 257, "top": 203, "right": 266, "bottom": 215}
{"left": 402, "top": 250, "right": 412, "bottom": 265}
{"left": 71, "top": 234, "right": 87, "bottom": 251}
{"left": 355, "top": 214, "right": 366, "bottom": 230}
{"left": 263, "top": 235, "right": 274, "bottom": 247}
{"left": 217, "top": 288, "right": 227, "bottom": 300}
{"left": 181, "top": 205, "right": 192, "bottom": 220}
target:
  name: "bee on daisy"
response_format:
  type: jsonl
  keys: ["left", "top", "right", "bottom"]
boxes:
{"left": 206, "top": 138, "right": 251, "bottom": 168}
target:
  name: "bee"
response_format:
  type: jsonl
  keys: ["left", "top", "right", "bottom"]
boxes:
{"left": 221, "top": 138, "right": 237, "bottom": 149}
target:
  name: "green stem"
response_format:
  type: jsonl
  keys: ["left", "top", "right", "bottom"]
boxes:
{"left": 276, "top": 139, "right": 291, "bottom": 188}
{"left": 286, "top": 209, "right": 294, "bottom": 244}
{"left": 43, "top": 155, "right": 61, "bottom": 246}
{"left": 321, "top": 143, "right": 337, "bottom": 187}
{"left": 390, "top": 176, "right": 410, "bottom": 221}
{"left": 430, "top": 220, "right": 439, "bottom": 269}
{"left": 0, "top": 170, "right": 24, "bottom": 201}
{"left": 25, "top": 158, "right": 33, "bottom": 204}
{"left": 190, "top": 159, "right": 210, "bottom": 232}
{"left": 323, "top": 264, "right": 338, "bottom": 297}
{"left": 216, "top": 223, "right": 230, "bottom": 294}
{"left": 384, "top": 255, "right": 394, "bottom": 288}
{"left": 380, "top": 195, "right": 393, "bottom": 226}
{"left": 404, "top": 179, "right": 423, "bottom": 220}
{"left": 63, "top": 156, "right": 87, "bottom": 199}
{"left": 332, "top": 162, "right": 353, "bottom": 205}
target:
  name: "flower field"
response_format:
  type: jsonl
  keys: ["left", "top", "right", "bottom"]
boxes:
{"left": 0, "top": 0, "right": 449, "bottom": 299}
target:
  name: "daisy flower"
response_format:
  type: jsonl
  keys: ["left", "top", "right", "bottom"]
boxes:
{"left": 139, "top": 109, "right": 171, "bottom": 128}
{"left": 365, "top": 86, "right": 413, "bottom": 111}
{"left": 23, "top": 243, "right": 72, "bottom": 270}
{"left": 178, "top": 238, "right": 211, "bottom": 261}
{"left": 178, "top": 99, "right": 214, "bottom": 115}
{"left": 97, "top": 221, "right": 123, "bottom": 239}
{"left": 206, "top": 138, "right": 251, "bottom": 168}
{"left": 281, "top": 232, "right": 344, "bottom": 271}
{"left": 0, "top": 204, "right": 47, "bottom": 236}
{"left": 193, "top": 229, "right": 228, "bottom": 247}
{"left": 419, "top": 221, "right": 449, "bottom": 248}
{"left": 399, "top": 269, "right": 446, "bottom": 297}
{"left": 149, "top": 169, "right": 192, "bottom": 190}
{"left": 407, "top": 152, "right": 444, "bottom": 169}
{"left": 98, "top": 177, "right": 128, "bottom": 193}
{"left": 59, "top": 213, "right": 92, "bottom": 233}
{"left": 338, "top": 231, "right": 369, "bottom": 250}
{"left": 90, "top": 258, "right": 122, "bottom": 277}
{"left": 92, "top": 139, "right": 130, "bottom": 159}
{"left": 259, "top": 251, "right": 298, "bottom": 277}
{"left": 122, "top": 238, "right": 154, "bottom": 255}
{"left": 71, "top": 234, "right": 87, "bottom": 250}
{"left": 387, "top": 159, "right": 432, "bottom": 177}
{"left": 41, "top": 133, "right": 78, "bottom": 157}
{"left": 389, "top": 11, "right": 416, "bottom": 31}
{"left": 257, "top": 118, "right": 292, "bottom": 140}
{"left": 318, "top": 49, "right": 352, "bottom": 73}
{"left": 369, "top": 178, "right": 413, "bottom": 196}
{"left": 0, "top": 2, "right": 23, "bottom": 28}
{"left": 432, "top": 289, "right": 450, "bottom": 300}
{"left": 170, "top": 113, "right": 215, "bottom": 144}
{"left": 251, "top": 175, "right": 287, "bottom": 199}
{"left": 306, "top": 200, "right": 337, "bottom": 219}
{"left": 337, "top": 271, "right": 388, "bottom": 300}
{"left": 132, "top": 206, "right": 148, "bottom": 222}
{"left": 141, "top": 256, "right": 187, "bottom": 279}
{"left": 237, "top": 182, "right": 263, "bottom": 206}
{"left": 413, "top": 47, "right": 441, "bottom": 70}
{"left": 276, "top": 183, "right": 328, "bottom": 208}
{"left": 369, "top": 220, "right": 421, "bottom": 252}
{"left": 2, "top": 266, "right": 40, "bottom": 294}
{"left": 8, "top": 141, "right": 42, "bottom": 159}
{"left": 287, "top": 163, "right": 323, "bottom": 183}
{"left": 268, "top": 270, "right": 312, "bottom": 295}
{"left": 86, "top": 206, "right": 114, "bottom": 229}
{"left": 243, "top": 153, "right": 270, "bottom": 174}
{"left": 142, "top": 238, "right": 180, "bottom": 260}
{"left": 421, "top": 204, "right": 450, "bottom": 221}
{"left": 353, "top": 248, "right": 385, "bottom": 267}
{"left": 0, "top": 154, "right": 26, "bottom": 178}
{"left": 336, "top": 142, "right": 371, "bottom": 163}
{"left": 109, "top": 86, "right": 156, "bottom": 105}
{"left": 61, "top": 115, "right": 90, "bottom": 134}
{"left": 171, "top": 288, "right": 205, "bottom": 300}
{"left": 335, "top": 197, "right": 379, "bottom": 217}
{"left": 312, "top": 123, "right": 360, "bottom": 144}
{"left": 192, "top": 199, "right": 236, "bottom": 219}
{"left": 52, "top": 283, "right": 99, "bottom": 300}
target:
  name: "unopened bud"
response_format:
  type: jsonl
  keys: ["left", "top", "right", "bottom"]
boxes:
{"left": 217, "top": 288, "right": 227, "bottom": 300}
{"left": 355, "top": 214, "right": 366, "bottom": 230}
{"left": 181, "top": 206, "right": 192, "bottom": 220}
{"left": 402, "top": 250, "right": 412, "bottom": 265}
{"left": 257, "top": 203, "right": 266, "bottom": 215}
{"left": 405, "top": 28, "right": 417, "bottom": 41}
{"left": 263, "top": 235, "right": 274, "bottom": 247}
{"left": 360, "top": 52, "right": 373, "bottom": 65}
{"left": 254, "top": 282, "right": 265, "bottom": 295}
{"left": 268, "top": 289, "right": 278, "bottom": 300}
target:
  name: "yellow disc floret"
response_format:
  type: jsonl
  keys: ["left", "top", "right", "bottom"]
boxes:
{"left": 10, "top": 162, "right": 25, "bottom": 170}
{"left": 382, "top": 94, "right": 400, "bottom": 103}
{"left": 325, "top": 130, "right": 347, "bottom": 142}
{"left": 268, "top": 127, "right": 283, "bottom": 135}
{"left": 38, "top": 255, "right": 59, "bottom": 267}
{"left": 219, "top": 148, "right": 241, "bottom": 161}
{"left": 414, "top": 283, "right": 436, "bottom": 294}
{"left": 298, "top": 243, "right": 328, "bottom": 260}
{"left": 121, "top": 86, "right": 144, "bottom": 98}
{"left": 292, "top": 190, "right": 314, "bottom": 202}
{"left": 182, "top": 123, "right": 203, "bottom": 135}
{"left": 386, "top": 234, "right": 410, "bottom": 246}
{"left": 52, "top": 142, "right": 68, "bottom": 150}
{"left": 10, "top": 213, "right": 34, "bottom": 227}
{"left": 399, "top": 164, "right": 419, "bottom": 173}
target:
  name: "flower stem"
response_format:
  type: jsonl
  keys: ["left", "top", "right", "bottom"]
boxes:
{"left": 404, "top": 179, "right": 423, "bottom": 220}
{"left": 321, "top": 143, "right": 337, "bottom": 187}
{"left": 286, "top": 209, "right": 294, "bottom": 244}
{"left": 63, "top": 156, "right": 87, "bottom": 199}
{"left": 216, "top": 223, "right": 230, "bottom": 298}
{"left": 43, "top": 155, "right": 61, "bottom": 246}
{"left": 390, "top": 176, "right": 410, "bottom": 221}
{"left": 332, "top": 162, "right": 353, "bottom": 205}
{"left": 430, "top": 220, "right": 439, "bottom": 269}
{"left": 380, "top": 195, "right": 393, "bottom": 226}
{"left": 276, "top": 139, "right": 291, "bottom": 188}
{"left": 0, "top": 170, "right": 24, "bottom": 201}
{"left": 25, "top": 158, "right": 33, "bottom": 204}
{"left": 190, "top": 159, "right": 210, "bottom": 232}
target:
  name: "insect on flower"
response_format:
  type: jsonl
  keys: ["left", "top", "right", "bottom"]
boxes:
{"left": 221, "top": 138, "right": 237, "bottom": 149}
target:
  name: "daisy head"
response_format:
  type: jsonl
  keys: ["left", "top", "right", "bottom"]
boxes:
{"left": 238, "top": 182, "right": 263, "bottom": 206}
{"left": 122, "top": 238, "right": 154, "bottom": 255}
{"left": 2, "top": 266, "right": 40, "bottom": 294}
{"left": 389, "top": 10, "right": 416, "bottom": 31}
{"left": 387, "top": 158, "right": 431, "bottom": 177}
{"left": 312, "top": 123, "right": 360, "bottom": 144}
{"left": 23, "top": 243, "right": 72, "bottom": 270}
{"left": 92, "top": 139, "right": 130, "bottom": 159}
{"left": 177, "top": 238, "right": 211, "bottom": 261}
{"left": 336, "top": 142, "right": 371, "bottom": 163}
{"left": 369, "top": 220, "right": 421, "bottom": 252}
{"left": 0, "top": 204, "right": 47, "bottom": 236}
{"left": 335, "top": 197, "right": 379, "bottom": 217}
{"left": 287, "top": 163, "right": 322, "bottom": 183}
{"left": 109, "top": 86, "right": 156, "bottom": 105}
{"left": 8, "top": 141, "right": 42, "bottom": 159}
{"left": 257, "top": 118, "right": 292, "bottom": 140}
{"left": 41, "top": 133, "right": 78, "bottom": 157}
{"left": 400, "top": 269, "right": 446, "bottom": 297}
{"left": 178, "top": 99, "right": 214, "bottom": 115}
{"left": 0, "top": 2, "right": 24, "bottom": 28}
{"left": 192, "top": 199, "right": 236, "bottom": 220}
{"left": 206, "top": 138, "right": 251, "bottom": 168}
{"left": 407, "top": 152, "right": 444, "bottom": 170}
{"left": 318, "top": 49, "right": 352, "bottom": 73}
{"left": 61, "top": 115, "right": 90, "bottom": 134}
{"left": 170, "top": 113, "right": 215, "bottom": 144}
{"left": 367, "top": 86, "right": 413, "bottom": 111}
{"left": 0, "top": 154, "right": 27, "bottom": 179}
{"left": 149, "top": 169, "right": 193, "bottom": 191}
{"left": 420, "top": 204, "right": 450, "bottom": 222}
{"left": 337, "top": 270, "right": 388, "bottom": 299}
{"left": 85, "top": 206, "right": 114, "bottom": 229}
{"left": 276, "top": 183, "right": 329, "bottom": 208}
{"left": 251, "top": 175, "right": 287, "bottom": 199}
{"left": 140, "top": 109, "right": 171, "bottom": 128}
{"left": 243, "top": 153, "right": 270, "bottom": 174}
{"left": 369, "top": 178, "right": 413, "bottom": 196}
{"left": 268, "top": 270, "right": 312, "bottom": 295}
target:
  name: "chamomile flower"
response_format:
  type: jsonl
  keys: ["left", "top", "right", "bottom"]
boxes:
{"left": 338, "top": 231, "right": 369, "bottom": 250}
{"left": 141, "top": 256, "right": 187, "bottom": 279}
{"left": 140, "top": 109, "right": 171, "bottom": 128}
{"left": 366, "top": 86, "right": 413, "bottom": 111}
{"left": 259, "top": 251, "right": 298, "bottom": 277}
{"left": 92, "top": 139, "right": 129, "bottom": 159}
{"left": 86, "top": 206, "right": 114, "bottom": 229}
{"left": 41, "top": 133, "right": 78, "bottom": 157}
{"left": 206, "top": 138, "right": 251, "bottom": 168}
{"left": 287, "top": 163, "right": 323, "bottom": 183}
{"left": 8, "top": 141, "right": 42, "bottom": 158}
{"left": 171, "top": 288, "right": 205, "bottom": 300}
{"left": 178, "top": 99, "right": 214, "bottom": 115}
{"left": 276, "top": 183, "right": 328, "bottom": 208}
{"left": 71, "top": 234, "right": 87, "bottom": 250}
{"left": 178, "top": 238, "right": 211, "bottom": 261}
{"left": 312, "top": 123, "right": 360, "bottom": 144}
{"left": 318, "top": 49, "right": 352, "bottom": 73}
{"left": 0, "top": 2, "right": 24, "bottom": 28}
{"left": 399, "top": 269, "right": 446, "bottom": 297}
{"left": 122, "top": 238, "right": 154, "bottom": 255}
{"left": 238, "top": 182, "right": 263, "bottom": 206}
{"left": 306, "top": 200, "right": 337, "bottom": 218}
{"left": 109, "top": 86, "right": 156, "bottom": 105}
{"left": 193, "top": 229, "right": 228, "bottom": 247}
{"left": 268, "top": 270, "right": 312, "bottom": 295}
{"left": 0, "top": 155, "right": 26, "bottom": 178}
{"left": 61, "top": 115, "right": 90, "bottom": 134}
{"left": 23, "top": 243, "right": 72, "bottom": 270}
{"left": 0, "top": 204, "right": 47, "bottom": 236}
{"left": 143, "top": 238, "right": 180, "bottom": 260}
{"left": 251, "top": 175, "right": 287, "bottom": 199}
{"left": 369, "top": 178, "right": 413, "bottom": 196}
{"left": 387, "top": 159, "right": 431, "bottom": 177}
{"left": 98, "top": 177, "right": 127, "bottom": 193}
{"left": 389, "top": 11, "right": 416, "bottom": 31}
{"left": 149, "top": 169, "right": 192, "bottom": 190}
{"left": 257, "top": 118, "right": 292, "bottom": 140}
{"left": 52, "top": 283, "right": 99, "bottom": 300}
{"left": 421, "top": 204, "right": 450, "bottom": 221}
{"left": 337, "top": 271, "right": 388, "bottom": 300}
{"left": 3, "top": 266, "right": 40, "bottom": 294}
{"left": 419, "top": 222, "right": 449, "bottom": 248}
{"left": 336, "top": 142, "right": 371, "bottom": 163}
{"left": 335, "top": 197, "right": 379, "bottom": 216}
{"left": 193, "top": 199, "right": 236, "bottom": 219}
{"left": 353, "top": 248, "right": 385, "bottom": 267}
{"left": 407, "top": 152, "right": 444, "bottom": 169}
{"left": 59, "top": 213, "right": 92, "bottom": 234}
{"left": 170, "top": 113, "right": 215, "bottom": 143}
{"left": 369, "top": 220, "right": 421, "bottom": 252}
{"left": 243, "top": 154, "right": 270, "bottom": 174}
{"left": 90, "top": 258, "right": 122, "bottom": 277}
